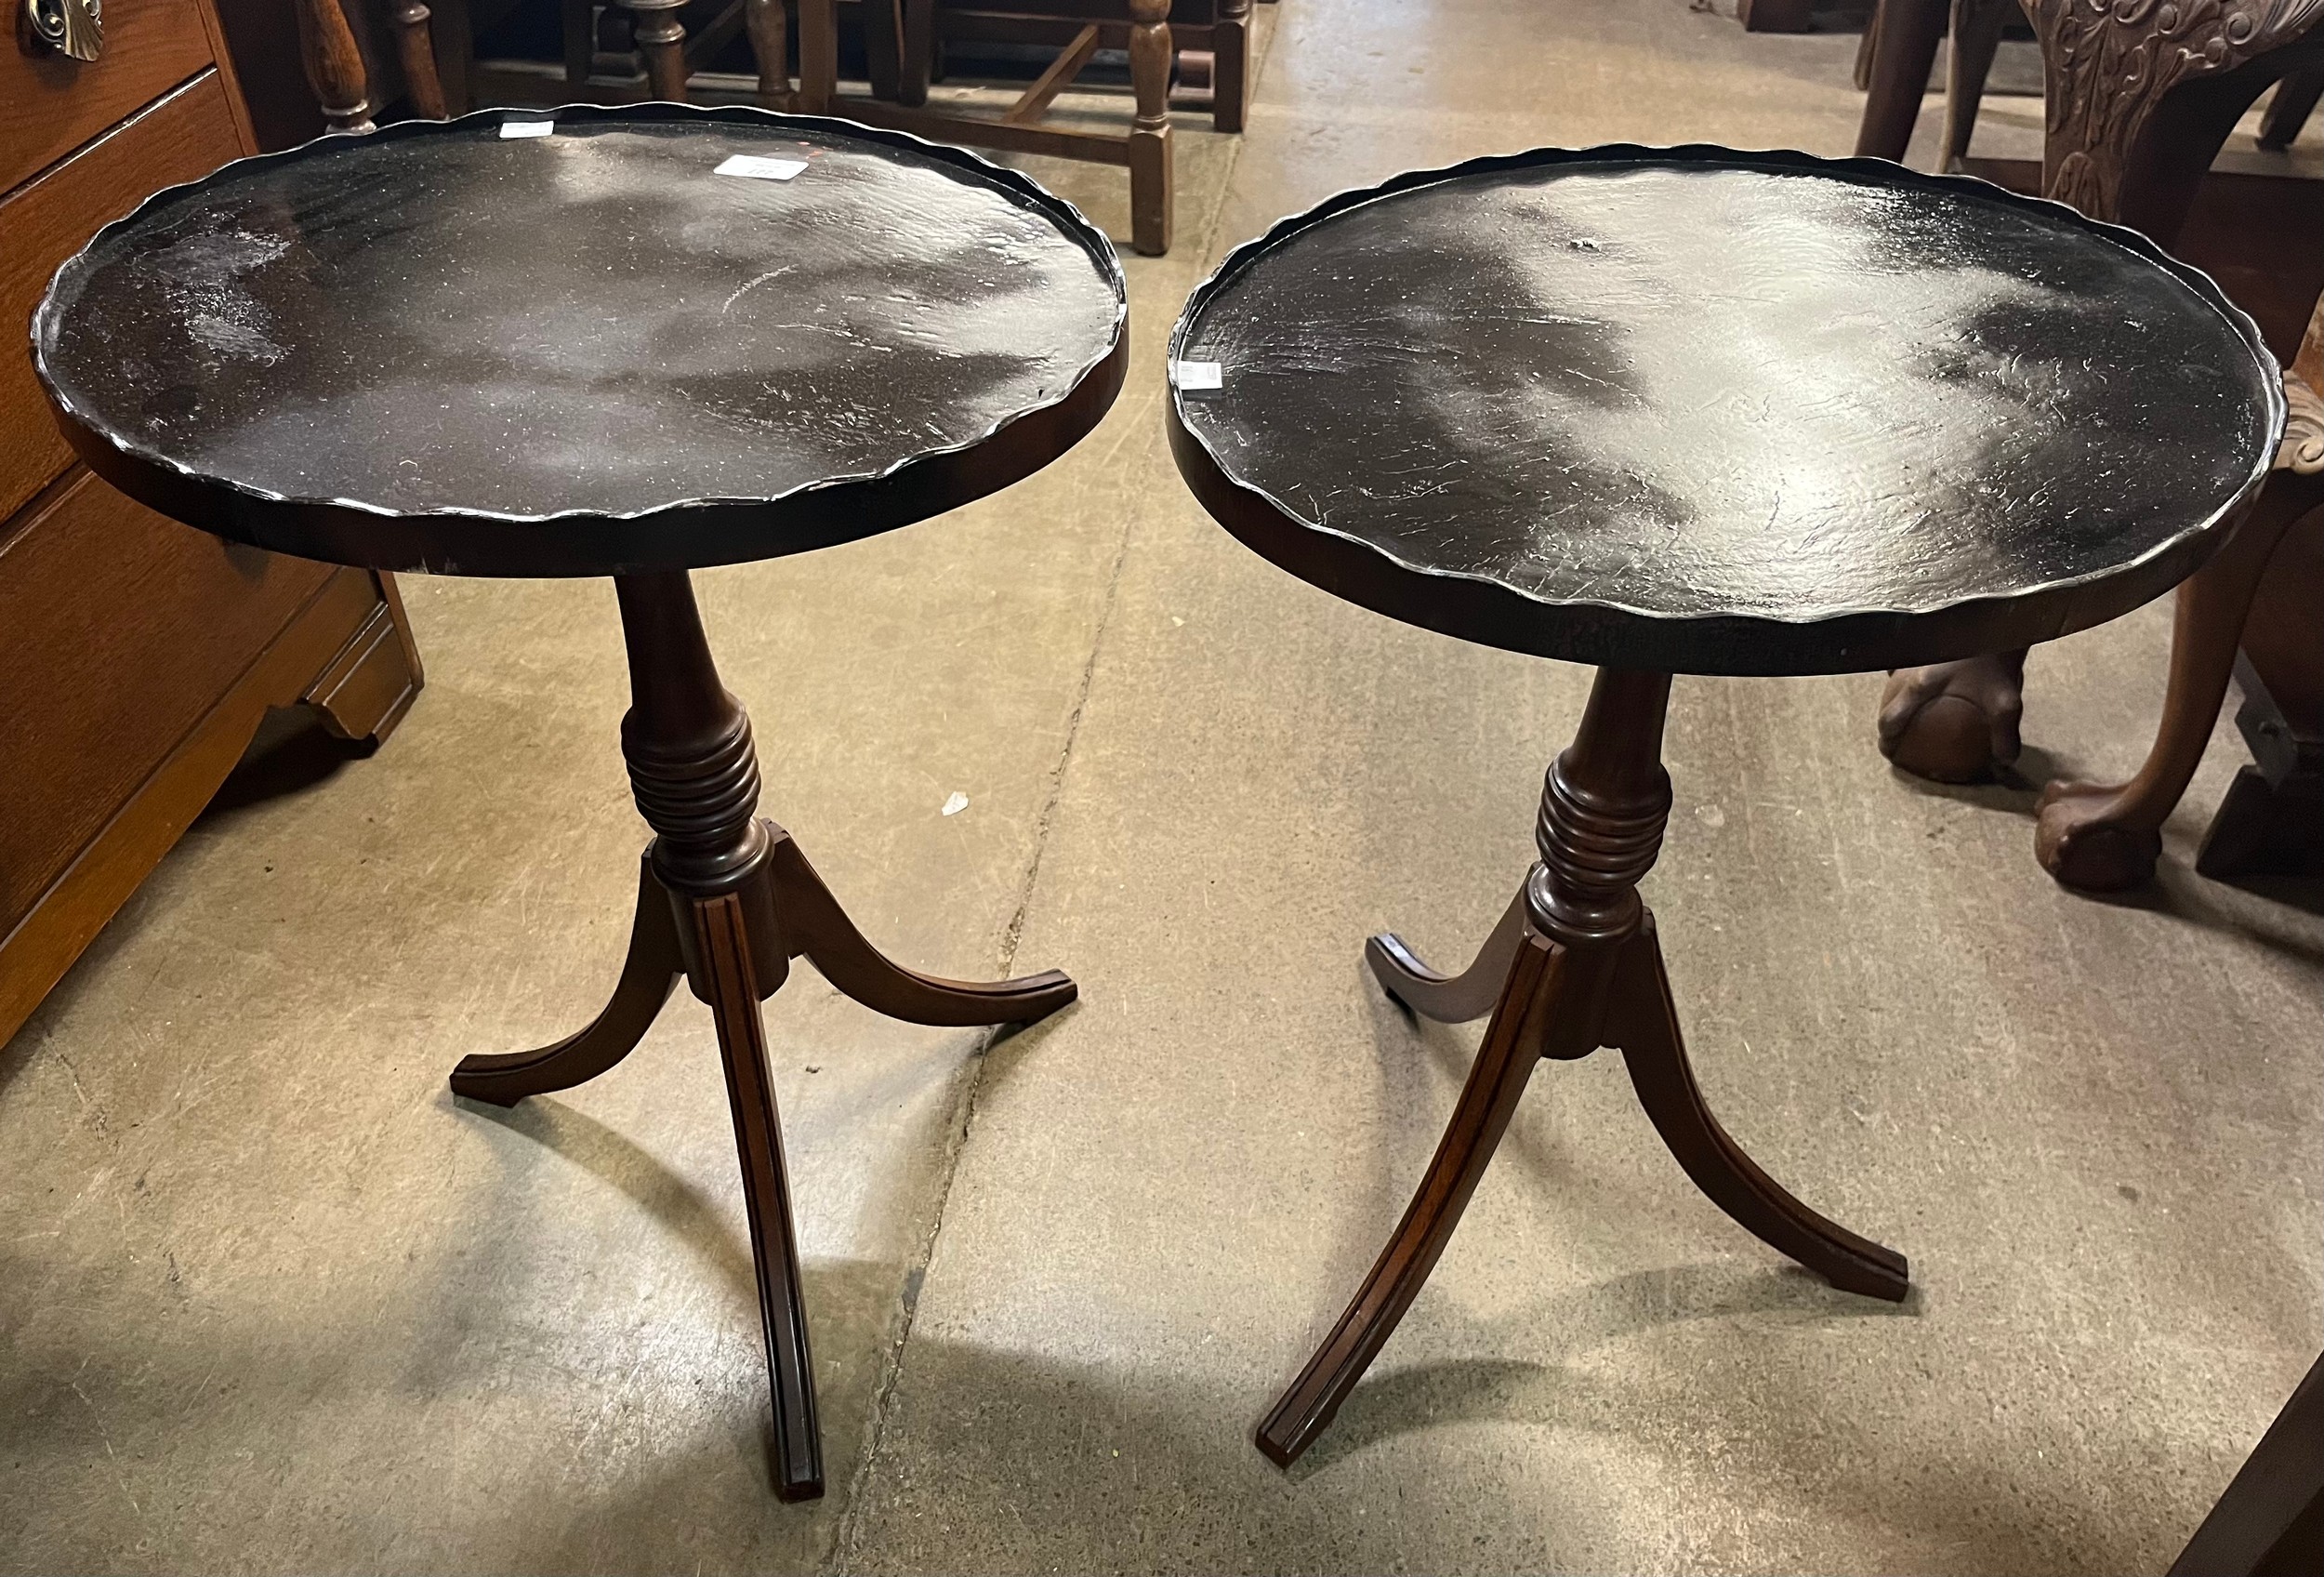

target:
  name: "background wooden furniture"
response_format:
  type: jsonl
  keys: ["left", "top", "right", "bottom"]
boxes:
{"left": 891, "top": 0, "right": 1250, "bottom": 133}
{"left": 34, "top": 102, "right": 1125, "bottom": 1499}
{"left": 1856, "top": 0, "right": 2324, "bottom": 889}
{"left": 793, "top": 0, "right": 1185, "bottom": 253}
{"left": 1, "top": 0, "right": 422, "bottom": 1050}
{"left": 1166, "top": 144, "right": 2280, "bottom": 1466}
{"left": 272, "top": 0, "right": 1216, "bottom": 253}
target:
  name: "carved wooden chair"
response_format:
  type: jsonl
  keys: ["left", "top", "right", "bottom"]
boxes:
{"left": 1855, "top": 0, "right": 2324, "bottom": 890}
{"left": 1858, "top": 0, "right": 2323, "bottom": 170}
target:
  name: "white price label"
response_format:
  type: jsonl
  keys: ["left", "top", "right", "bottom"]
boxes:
{"left": 715, "top": 153, "right": 809, "bottom": 181}
{"left": 499, "top": 119, "right": 554, "bottom": 139}
{"left": 1172, "top": 360, "right": 1223, "bottom": 391}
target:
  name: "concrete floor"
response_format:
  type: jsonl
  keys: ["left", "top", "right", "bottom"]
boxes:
{"left": 6, "top": 2, "right": 2321, "bottom": 1571}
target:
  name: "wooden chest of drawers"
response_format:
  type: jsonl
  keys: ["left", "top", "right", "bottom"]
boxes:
{"left": 1, "top": 1, "right": 422, "bottom": 1046}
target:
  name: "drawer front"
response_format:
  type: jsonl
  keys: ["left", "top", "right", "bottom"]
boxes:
{"left": 0, "top": 469, "right": 333, "bottom": 929}
{"left": 0, "top": 70, "right": 244, "bottom": 525}
{"left": 1, "top": 0, "right": 221, "bottom": 199}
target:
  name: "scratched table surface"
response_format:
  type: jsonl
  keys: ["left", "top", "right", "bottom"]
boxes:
{"left": 33, "top": 106, "right": 1126, "bottom": 576}
{"left": 1167, "top": 148, "right": 2284, "bottom": 673}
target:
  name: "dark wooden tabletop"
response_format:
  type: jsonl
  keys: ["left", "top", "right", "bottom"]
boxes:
{"left": 33, "top": 104, "right": 1127, "bottom": 576}
{"left": 1168, "top": 145, "right": 2285, "bottom": 676}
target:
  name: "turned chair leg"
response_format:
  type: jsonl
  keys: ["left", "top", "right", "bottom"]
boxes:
{"left": 2035, "top": 482, "right": 2322, "bottom": 891}
{"left": 1256, "top": 932, "right": 1562, "bottom": 1466}
{"left": 1365, "top": 885, "right": 1530, "bottom": 1025}
{"left": 621, "top": 0, "right": 691, "bottom": 99}
{"left": 1127, "top": 0, "right": 1173, "bottom": 256}
{"left": 746, "top": 0, "right": 792, "bottom": 108}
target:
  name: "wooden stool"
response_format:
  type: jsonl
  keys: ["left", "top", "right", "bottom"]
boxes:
{"left": 33, "top": 104, "right": 1127, "bottom": 1502}
{"left": 1165, "top": 144, "right": 2286, "bottom": 1466}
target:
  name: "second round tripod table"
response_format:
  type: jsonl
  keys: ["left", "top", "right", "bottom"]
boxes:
{"left": 1166, "top": 143, "right": 2284, "bottom": 1467}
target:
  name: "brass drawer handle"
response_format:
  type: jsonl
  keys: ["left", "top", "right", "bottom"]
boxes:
{"left": 20, "top": 0, "right": 103, "bottom": 60}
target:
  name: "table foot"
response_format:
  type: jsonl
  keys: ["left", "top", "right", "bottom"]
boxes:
{"left": 691, "top": 886, "right": 825, "bottom": 1502}
{"left": 1365, "top": 885, "right": 1529, "bottom": 1025}
{"left": 1876, "top": 650, "right": 2027, "bottom": 783}
{"left": 1256, "top": 931, "right": 1563, "bottom": 1468}
{"left": 768, "top": 830, "right": 1076, "bottom": 1027}
{"left": 449, "top": 851, "right": 682, "bottom": 1106}
{"left": 1609, "top": 919, "right": 1908, "bottom": 1303}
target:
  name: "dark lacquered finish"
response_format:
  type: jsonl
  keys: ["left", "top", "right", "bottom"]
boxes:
{"left": 1180, "top": 148, "right": 2284, "bottom": 1472}
{"left": 32, "top": 106, "right": 1118, "bottom": 1504}
{"left": 33, "top": 104, "right": 1127, "bottom": 576}
{"left": 1169, "top": 144, "right": 2282, "bottom": 676}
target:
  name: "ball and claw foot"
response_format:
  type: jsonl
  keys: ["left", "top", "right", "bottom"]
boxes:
{"left": 2033, "top": 779, "right": 2162, "bottom": 892}
{"left": 1877, "top": 651, "right": 2027, "bottom": 783}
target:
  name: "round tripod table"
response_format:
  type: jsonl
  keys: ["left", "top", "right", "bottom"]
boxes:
{"left": 35, "top": 103, "right": 1127, "bottom": 1502}
{"left": 1166, "top": 143, "right": 2283, "bottom": 1468}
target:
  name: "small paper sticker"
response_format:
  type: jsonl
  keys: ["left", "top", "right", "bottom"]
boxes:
{"left": 941, "top": 791, "right": 970, "bottom": 816}
{"left": 500, "top": 119, "right": 554, "bottom": 139}
{"left": 1173, "top": 360, "right": 1223, "bottom": 391}
{"left": 716, "top": 153, "right": 808, "bottom": 181}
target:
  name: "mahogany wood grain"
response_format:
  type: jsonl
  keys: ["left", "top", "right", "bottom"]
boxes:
{"left": 1259, "top": 932, "right": 1558, "bottom": 1465}
{"left": 303, "top": 585, "right": 427, "bottom": 745}
{"left": 1, "top": 0, "right": 219, "bottom": 197}
{"left": 0, "top": 72, "right": 245, "bottom": 526}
